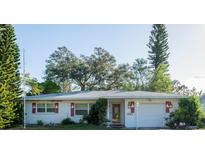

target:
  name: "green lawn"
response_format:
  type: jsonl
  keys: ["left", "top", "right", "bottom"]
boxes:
{"left": 198, "top": 125, "right": 205, "bottom": 130}
{"left": 9, "top": 124, "right": 128, "bottom": 130}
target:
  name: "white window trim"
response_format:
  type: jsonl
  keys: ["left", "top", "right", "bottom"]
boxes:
{"left": 74, "top": 103, "right": 94, "bottom": 116}
{"left": 36, "top": 103, "right": 46, "bottom": 113}
{"left": 88, "top": 103, "right": 90, "bottom": 114}
{"left": 47, "top": 103, "right": 56, "bottom": 113}
{"left": 75, "top": 104, "right": 88, "bottom": 116}
{"left": 36, "top": 103, "right": 57, "bottom": 114}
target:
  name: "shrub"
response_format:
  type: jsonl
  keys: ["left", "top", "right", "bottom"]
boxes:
{"left": 79, "top": 118, "right": 88, "bottom": 124}
{"left": 37, "top": 120, "right": 44, "bottom": 126}
{"left": 61, "top": 118, "right": 75, "bottom": 125}
{"left": 84, "top": 98, "right": 108, "bottom": 125}
{"left": 166, "top": 95, "right": 204, "bottom": 129}
{"left": 45, "top": 122, "right": 57, "bottom": 127}
{"left": 202, "top": 118, "right": 205, "bottom": 124}
{"left": 83, "top": 108, "right": 99, "bottom": 124}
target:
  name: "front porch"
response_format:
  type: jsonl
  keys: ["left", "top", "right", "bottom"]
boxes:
{"left": 107, "top": 99, "right": 125, "bottom": 127}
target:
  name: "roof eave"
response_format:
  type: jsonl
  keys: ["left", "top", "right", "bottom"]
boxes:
{"left": 23, "top": 96, "right": 186, "bottom": 101}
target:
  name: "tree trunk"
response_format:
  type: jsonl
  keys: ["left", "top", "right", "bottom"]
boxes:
{"left": 81, "top": 85, "right": 85, "bottom": 91}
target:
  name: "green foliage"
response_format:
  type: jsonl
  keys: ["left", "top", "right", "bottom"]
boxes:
{"left": 69, "top": 57, "right": 91, "bottom": 91}
{"left": 45, "top": 46, "right": 77, "bottom": 92}
{"left": 0, "top": 27, "right": 6, "bottom": 39}
{"left": 104, "top": 64, "right": 134, "bottom": 90}
{"left": 0, "top": 24, "right": 21, "bottom": 129}
{"left": 83, "top": 105, "right": 99, "bottom": 124}
{"left": 84, "top": 98, "right": 108, "bottom": 125}
{"left": 120, "top": 80, "right": 136, "bottom": 91}
{"left": 13, "top": 101, "right": 23, "bottom": 126}
{"left": 172, "top": 80, "right": 202, "bottom": 96}
{"left": 132, "top": 58, "right": 151, "bottom": 90}
{"left": 146, "top": 24, "right": 172, "bottom": 92}
{"left": 37, "top": 120, "right": 44, "bottom": 126}
{"left": 69, "top": 47, "right": 118, "bottom": 91}
{"left": 45, "top": 47, "right": 132, "bottom": 91}
{"left": 40, "top": 80, "right": 61, "bottom": 94}
{"left": 96, "top": 98, "right": 108, "bottom": 124}
{"left": 61, "top": 118, "right": 75, "bottom": 125}
{"left": 147, "top": 24, "right": 170, "bottom": 71}
{"left": 166, "top": 95, "right": 204, "bottom": 129}
{"left": 24, "top": 73, "right": 43, "bottom": 96}
{"left": 149, "top": 64, "right": 173, "bottom": 93}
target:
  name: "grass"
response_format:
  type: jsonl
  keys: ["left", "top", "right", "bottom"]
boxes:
{"left": 8, "top": 124, "right": 128, "bottom": 130}
{"left": 198, "top": 124, "right": 205, "bottom": 130}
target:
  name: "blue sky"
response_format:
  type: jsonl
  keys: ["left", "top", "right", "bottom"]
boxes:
{"left": 13, "top": 24, "right": 205, "bottom": 92}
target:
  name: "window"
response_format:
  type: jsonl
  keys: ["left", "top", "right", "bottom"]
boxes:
{"left": 89, "top": 103, "right": 94, "bottom": 111}
{"left": 36, "top": 103, "right": 57, "bottom": 113}
{"left": 75, "top": 104, "right": 88, "bottom": 115}
{"left": 47, "top": 104, "right": 55, "bottom": 112}
{"left": 37, "top": 103, "right": 46, "bottom": 112}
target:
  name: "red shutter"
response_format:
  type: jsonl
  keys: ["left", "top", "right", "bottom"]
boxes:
{"left": 55, "top": 103, "right": 59, "bottom": 113}
{"left": 131, "top": 102, "right": 135, "bottom": 113}
{"left": 32, "top": 102, "right": 36, "bottom": 113}
{"left": 165, "top": 101, "right": 172, "bottom": 113}
{"left": 71, "top": 103, "right": 74, "bottom": 116}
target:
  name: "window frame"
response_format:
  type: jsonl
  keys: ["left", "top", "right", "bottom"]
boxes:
{"left": 75, "top": 103, "right": 95, "bottom": 116}
{"left": 75, "top": 103, "right": 89, "bottom": 116}
{"left": 37, "top": 103, "right": 46, "bottom": 113}
{"left": 36, "top": 103, "right": 57, "bottom": 114}
{"left": 46, "top": 103, "right": 56, "bottom": 113}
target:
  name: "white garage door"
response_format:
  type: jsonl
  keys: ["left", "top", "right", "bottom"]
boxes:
{"left": 138, "top": 103, "right": 165, "bottom": 128}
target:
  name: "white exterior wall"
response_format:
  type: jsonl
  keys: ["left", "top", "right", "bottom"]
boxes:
{"left": 124, "top": 98, "right": 179, "bottom": 128}
{"left": 124, "top": 99, "right": 137, "bottom": 128}
{"left": 26, "top": 101, "right": 68, "bottom": 124}
{"left": 26, "top": 100, "right": 96, "bottom": 124}
{"left": 26, "top": 98, "right": 179, "bottom": 127}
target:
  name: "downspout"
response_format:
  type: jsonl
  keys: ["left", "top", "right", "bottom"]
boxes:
{"left": 136, "top": 101, "right": 139, "bottom": 130}
{"left": 107, "top": 99, "right": 110, "bottom": 125}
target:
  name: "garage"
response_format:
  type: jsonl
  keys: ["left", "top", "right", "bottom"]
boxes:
{"left": 137, "top": 103, "right": 165, "bottom": 128}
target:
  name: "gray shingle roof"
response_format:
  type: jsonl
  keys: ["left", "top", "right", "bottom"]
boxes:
{"left": 24, "top": 90, "right": 186, "bottom": 101}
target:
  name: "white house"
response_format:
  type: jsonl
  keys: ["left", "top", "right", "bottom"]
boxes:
{"left": 24, "top": 90, "right": 185, "bottom": 128}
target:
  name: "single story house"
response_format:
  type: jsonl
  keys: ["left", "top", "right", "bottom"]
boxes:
{"left": 25, "top": 90, "right": 185, "bottom": 128}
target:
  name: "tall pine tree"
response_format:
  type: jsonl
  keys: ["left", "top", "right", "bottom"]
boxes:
{"left": 149, "top": 64, "right": 173, "bottom": 93}
{"left": 0, "top": 24, "right": 21, "bottom": 129}
{"left": 147, "top": 24, "right": 170, "bottom": 71}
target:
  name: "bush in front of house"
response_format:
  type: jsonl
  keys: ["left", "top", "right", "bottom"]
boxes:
{"left": 37, "top": 120, "right": 44, "bottom": 126}
{"left": 61, "top": 118, "right": 76, "bottom": 125}
{"left": 45, "top": 122, "right": 57, "bottom": 127}
{"left": 83, "top": 107, "right": 99, "bottom": 125}
{"left": 166, "top": 95, "right": 204, "bottom": 129}
{"left": 84, "top": 98, "right": 108, "bottom": 125}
